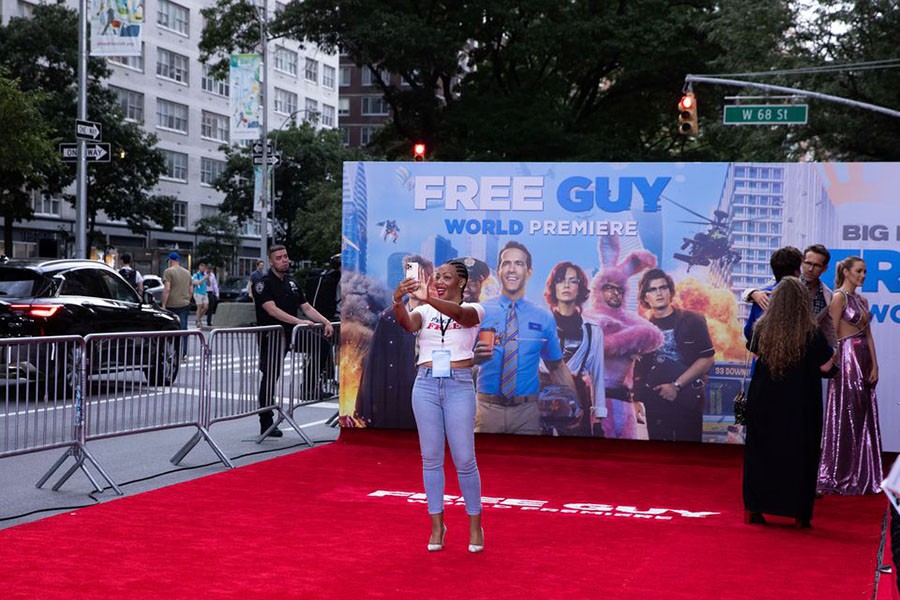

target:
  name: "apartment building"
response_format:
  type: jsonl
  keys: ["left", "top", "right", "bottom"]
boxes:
{"left": 1, "top": 0, "right": 338, "bottom": 277}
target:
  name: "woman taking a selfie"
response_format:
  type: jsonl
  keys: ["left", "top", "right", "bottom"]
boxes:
{"left": 393, "top": 259, "right": 486, "bottom": 553}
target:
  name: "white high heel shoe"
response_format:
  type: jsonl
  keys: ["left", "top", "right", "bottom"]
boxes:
{"left": 468, "top": 528, "right": 484, "bottom": 553}
{"left": 427, "top": 525, "right": 447, "bottom": 552}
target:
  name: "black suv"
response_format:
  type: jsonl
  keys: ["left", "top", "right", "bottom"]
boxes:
{"left": 0, "top": 258, "right": 182, "bottom": 389}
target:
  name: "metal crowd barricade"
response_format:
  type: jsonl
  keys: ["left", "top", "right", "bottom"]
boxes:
{"left": 74, "top": 330, "right": 232, "bottom": 478}
{"left": 0, "top": 335, "right": 120, "bottom": 494}
{"left": 173, "top": 325, "right": 313, "bottom": 464}
{"left": 287, "top": 322, "right": 340, "bottom": 419}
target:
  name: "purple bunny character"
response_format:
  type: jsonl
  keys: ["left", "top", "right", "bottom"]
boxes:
{"left": 586, "top": 237, "right": 664, "bottom": 439}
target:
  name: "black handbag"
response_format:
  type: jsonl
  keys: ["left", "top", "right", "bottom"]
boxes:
{"left": 733, "top": 332, "right": 755, "bottom": 426}
{"left": 733, "top": 387, "right": 748, "bottom": 426}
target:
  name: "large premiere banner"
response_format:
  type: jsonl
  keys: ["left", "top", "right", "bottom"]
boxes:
{"left": 338, "top": 162, "right": 900, "bottom": 450}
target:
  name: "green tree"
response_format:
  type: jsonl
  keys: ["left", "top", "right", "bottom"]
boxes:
{"left": 213, "top": 123, "right": 367, "bottom": 262}
{"left": 0, "top": 4, "right": 174, "bottom": 250}
{"left": 0, "top": 73, "right": 57, "bottom": 255}
{"left": 785, "top": 0, "right": 900, "bottom": 160}
{"left": 194, "top": 214, "right": 241, "bottom": 271}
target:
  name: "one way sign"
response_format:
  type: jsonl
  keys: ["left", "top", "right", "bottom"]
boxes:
{"left": 60, "top": 142, "right": 111, "bottom": 162}
{"left": 76, "top": 119, "right": 102, "bottom": 141}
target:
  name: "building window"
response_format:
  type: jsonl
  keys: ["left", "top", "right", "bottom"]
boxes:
{"left": 157, "top": 0, "right": 189, "bottom": 36}
{"left": 157, "top": 48, "right": 189, "bottom": 84}
{"left": 322, "top": 65, "right": 335, "bottom": 89}
{"left": 274, "top": 1, "right": 287, "bottom": 13}
{"left": 242, "top": 213, "right": 261, "bottom": 237}
{"left": 200, "top": 157, "right": 227, "bottom": 186}
{"left": 111, "top": 86, "right": 144, "bottom": 123}
{"left": 201, "top": 111, "right": 229, "bottom": 142}
{"left": 108, "top": 44, "right": 145, "bottom": 72}
{"left": 32, "top": 191, "right": 61, "bottom": 217}
{"left": 362, "top": 67, "right": 388, "bottom": 86}
{"left": 162, "top": 150, "right": 188, "bottom": 181}
{"left": 173, "top": 201, "right": 187, "bottom": 229}
{"left": 157, "top": 98, "right": 189, "bottom": 133}
{"left": 339, "top": 126, "right": 350, "bottom": 147}
{"left": 274, "top": 87, "right": 298, "bottom": 115}
{"left": 201, "top": 64, "right": 229, "bottom": 97}
{"left": 305, "top": 97, "right": 319, "bottom": 120}
{"left": 273, "top": 47, "right": 298, "bottom": 76}
{"left": 338, "top": 97, "right": 350, "bottom": 117}
{"left": 200, "top": 205, "right": 220, "bottom": 220}
{"left": 361, "top": 96, "right": 389, "bottom": 115}
{"left": 321, "top": 104, "right": 335, "bottom": 127}
{"left": 360, "top": 126, "right": 378, "bottom": 145}
{"left": 339, "top": 66, "right": 351, "bottom": 87}
{"left": 305, "top": 58, "right": 319, "bottom": 83}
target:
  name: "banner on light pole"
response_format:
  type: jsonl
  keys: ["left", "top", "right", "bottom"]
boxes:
{"left": 89, "top": 0, "right": 143, "bottom": 57}
{"left": 230, "top": 54, "right": 261, "bottom": 140}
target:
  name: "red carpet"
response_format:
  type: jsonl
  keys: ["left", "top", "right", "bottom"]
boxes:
{"left": 0, "top": 430, "right": 887, "bottom": 599}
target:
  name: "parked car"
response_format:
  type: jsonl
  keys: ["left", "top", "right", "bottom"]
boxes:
{"left": 141, "top": 273, "right": 196, "bottom": 311}
{"left": 218, "top": 276, "right": 251, "bottom": 302}
{"left": 143, "top": 274, "right": 164, "bottom": 304}
{"left": 0, "top": 258, "right": 182, "bottom": 391}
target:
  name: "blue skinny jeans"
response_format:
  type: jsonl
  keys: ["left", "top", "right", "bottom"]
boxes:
{"left": 412, "top": 366, "right": 482, "bottom": 516}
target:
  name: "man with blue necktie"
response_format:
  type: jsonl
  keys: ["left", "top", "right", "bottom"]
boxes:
{"left": 473, "top": 241, "right": 577, "bottom": 434}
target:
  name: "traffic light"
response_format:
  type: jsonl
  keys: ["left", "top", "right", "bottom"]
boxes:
{"left": 677, "top": 92, "right": 698, "bottom": 136}
{"left": 413, "top": 142, "right": 426, "bottom": 162}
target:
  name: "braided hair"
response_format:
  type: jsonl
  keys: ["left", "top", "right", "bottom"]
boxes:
{"left": 446, "top": 260, "right": 469, "bottom": 304}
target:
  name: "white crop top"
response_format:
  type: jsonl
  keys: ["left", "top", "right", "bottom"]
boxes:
{"left": 412, "top": 302, "right": 484, "bottom": 365}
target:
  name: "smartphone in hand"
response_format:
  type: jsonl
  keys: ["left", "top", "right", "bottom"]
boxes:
{"left": 405, "top": 261, "right": 420, "bottom": 281}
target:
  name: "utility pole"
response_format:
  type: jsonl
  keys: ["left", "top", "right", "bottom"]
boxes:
{"left": 258, "top": 0, "right": 269, "bottom": 262}
{"left": 75, "top": 0, "right": 89, "bottom": 259}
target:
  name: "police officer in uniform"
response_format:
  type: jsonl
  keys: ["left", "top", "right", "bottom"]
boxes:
{"left": 254, "top": 245, "right": 334, "bottom": 437}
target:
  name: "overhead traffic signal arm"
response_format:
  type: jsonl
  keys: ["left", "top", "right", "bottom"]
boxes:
{"left": 678, "top": 92, "right": 699, "bottom": 136}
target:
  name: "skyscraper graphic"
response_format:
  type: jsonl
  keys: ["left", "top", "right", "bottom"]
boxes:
{"left": 422, "top": 234, "right": 458, "bottom": 267}
{"left": 342, "top": 163, "right": 369, "bottom": 274}
{"left": 711, "top": 163, "right": 837, "bottom": 320}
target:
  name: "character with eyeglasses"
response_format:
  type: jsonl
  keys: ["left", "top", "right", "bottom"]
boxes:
{"left": 633, "top": 268, "right": 715, "bottom": 442}
{"left": 539, "top": 261, "right": 605, "bottom": 436}
{"left": 743, "top": 244, "right": 835, "bottom": 347}
{"left": 587, "top": 237, "right": 663, "bottom": 439}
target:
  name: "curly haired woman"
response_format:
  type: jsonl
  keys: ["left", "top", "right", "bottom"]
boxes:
{"left": 743, "top": 277, "right": 834, "bottom": 528}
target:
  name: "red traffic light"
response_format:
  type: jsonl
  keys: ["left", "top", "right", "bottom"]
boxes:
{"left": 677, "top": 92, "right": 698, "bottom": 136}
{"left": 413, "top": 143, "right": 426, "bottom": 161}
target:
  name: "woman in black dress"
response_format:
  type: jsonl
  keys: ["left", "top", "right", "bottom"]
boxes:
{"left": 743, "top": 277, "right": 835, "bottom": 528}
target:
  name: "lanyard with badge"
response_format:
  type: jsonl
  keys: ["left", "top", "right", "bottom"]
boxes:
{"left": 431, "top": 313, "right": 452, "bottom": 378}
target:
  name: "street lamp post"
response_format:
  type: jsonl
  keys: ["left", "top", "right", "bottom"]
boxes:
{"left": 257, "top": 0, "right": 270, "bottom": 262}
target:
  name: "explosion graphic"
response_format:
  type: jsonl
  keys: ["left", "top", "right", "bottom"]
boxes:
{"left": 641, "top": 276, "right": 746, "bottom": 362}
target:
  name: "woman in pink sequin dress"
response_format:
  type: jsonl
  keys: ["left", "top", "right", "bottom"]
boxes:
{"left": 818, "top": 256, "right": 883, "bottom": 495}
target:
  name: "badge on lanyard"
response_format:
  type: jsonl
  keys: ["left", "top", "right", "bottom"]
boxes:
{"left": 431, "top": 349, "right": 451, "bottom": 377}
{"left": 431, "top": 314, "right": 452, "bottom": 377}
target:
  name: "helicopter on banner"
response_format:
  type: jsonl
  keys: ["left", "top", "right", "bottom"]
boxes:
{"left": 665, "top": 197, "right": 744, "bottom": 271}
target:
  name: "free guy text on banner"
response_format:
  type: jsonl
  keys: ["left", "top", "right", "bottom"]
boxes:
{"left": 338, "top": 162, "right": 899, "bottom": 450}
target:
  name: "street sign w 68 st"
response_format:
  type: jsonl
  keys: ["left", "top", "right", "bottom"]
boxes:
{"left": 723, "top": 104, "right": 808, "bottom": 125}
